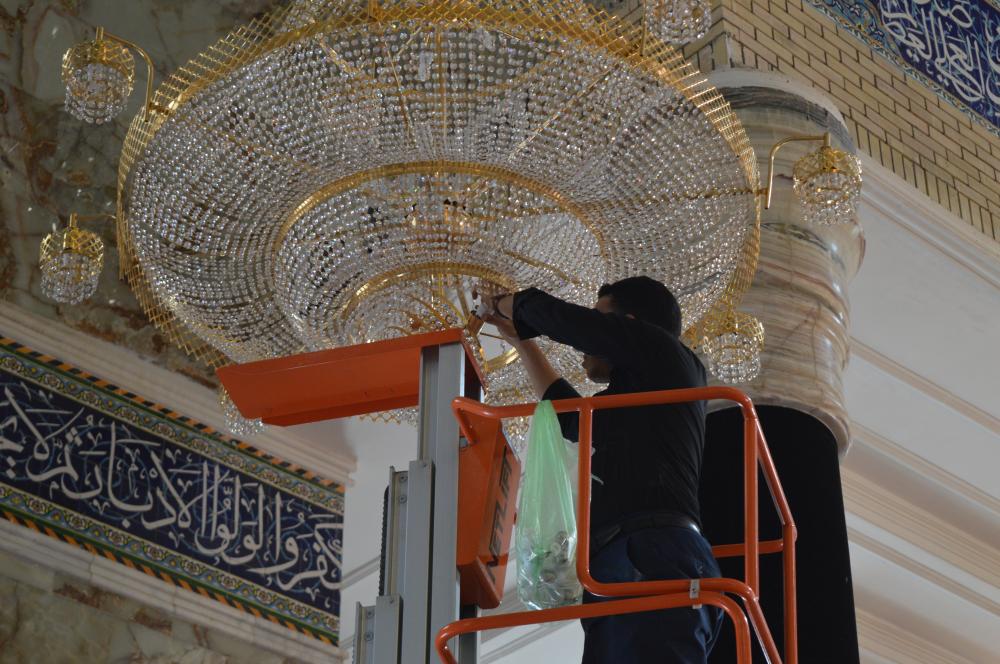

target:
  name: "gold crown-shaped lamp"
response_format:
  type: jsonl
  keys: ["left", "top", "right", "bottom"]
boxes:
{"left": 764, "top": 132, "right": 862, "bottom": 226}
{"left": 700, "top": 309, "right": 765, "bottom": 384}
{"left": 62, "top": 26, "right": 156, "bottom": 124}
{"left": 39, "top": 213, "right": 108, "bottom": 305}
{"left": 644, "top": 0, "right": 712, "bottom": 45}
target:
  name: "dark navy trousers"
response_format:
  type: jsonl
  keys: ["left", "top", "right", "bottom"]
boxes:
{"left": 581, "top": 526, "right": 723, "bottom": 663}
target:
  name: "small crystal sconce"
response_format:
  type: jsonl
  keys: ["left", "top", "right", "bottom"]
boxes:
{"left": 701, "top": 309, "right": 765, "bottom": 383}
{"left": 764, "top": 132, "right": 863, "bottom": 226}
{"left": 644, "top": 0, "right": 712, "bottom": 45}
{"left": 62, "top": 26, "right": 156, "bottom": 123}
{"left": 39, "top": 212, "right": 112, "bottom": 305}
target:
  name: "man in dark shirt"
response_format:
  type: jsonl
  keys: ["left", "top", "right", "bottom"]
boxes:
{"left": 484, "top": 276, "right": 722, "bottom": 664}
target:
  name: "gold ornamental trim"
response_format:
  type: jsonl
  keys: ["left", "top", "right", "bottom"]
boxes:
{"left": 275, "top": 159, "right": 608, "bottom": 258}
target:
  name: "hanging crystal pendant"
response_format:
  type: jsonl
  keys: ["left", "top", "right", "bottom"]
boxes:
{"left": 62, "top": 33, "right": 135, "bottom": 124}
{"left": 476, "top": 26, "right": 496, "bottom": 50}
{"left": 793, "top": 145, "right": 863, "bottom": 225}
{"left": 417, "top": 50, "right": 433, "bottom": 82}
{"left": 702, "top": 311, "right": 765, "bottom": 383}
{"left": 39, "top": 214, "right": 104, "bottom": 305}
{"left": 646, "top": 0, "right": 712, "bottom": 45}
{"left": 219, "top": 387, "right": 264, "bottom": 438}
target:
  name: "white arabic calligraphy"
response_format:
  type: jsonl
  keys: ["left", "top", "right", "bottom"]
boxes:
{"left": 880, "top": 0, "right": 1000, "bottom": 107}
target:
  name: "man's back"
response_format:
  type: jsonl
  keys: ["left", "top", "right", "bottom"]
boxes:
{"left": 541, "top": 321, "right": 707, "bottom": 531}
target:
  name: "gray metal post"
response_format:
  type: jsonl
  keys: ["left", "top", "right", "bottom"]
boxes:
{"left": 354, "top": 603, "right": 376, "bottom": 664}
{"left": 399, "top": 459, "right": 433, "bottom": 664}
{"left": 419, "top": 342, "right": 466, "bottom": 663}
{"left": 383, "top": 468, "right": 409, "bottom": 596}
{"left": 458, "top": 605, "right": 479, "bottom": 663}
{"left": 373, "top": 595, "right": 402, "bottom": 663}
{"left": 369, "top": 341, "right": 468, "bottom": 664}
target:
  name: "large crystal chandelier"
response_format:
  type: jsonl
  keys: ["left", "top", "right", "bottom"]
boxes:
{"left": 109, "top": 0, "right": 763, "bottom": 404}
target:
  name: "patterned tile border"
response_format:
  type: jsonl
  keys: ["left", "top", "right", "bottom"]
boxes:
{"left": 0, "top": 337, "right": 344, "bottom": 646}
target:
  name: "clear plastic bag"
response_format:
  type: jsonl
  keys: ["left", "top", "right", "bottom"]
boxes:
{"left": 514, "top": 400, "right": 583, "bottom": 609}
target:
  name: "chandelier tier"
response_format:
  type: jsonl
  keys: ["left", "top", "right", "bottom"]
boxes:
{"left": 115, "top": 0, "right": 762, "bottom": 404}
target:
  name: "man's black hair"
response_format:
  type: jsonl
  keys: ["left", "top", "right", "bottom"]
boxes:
{"left": 598, "top": 276, "right": 682, "bottom": 336}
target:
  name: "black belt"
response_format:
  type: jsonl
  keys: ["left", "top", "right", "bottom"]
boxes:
{"left": 591, "top": 511, "right": 700, "bottom": 555}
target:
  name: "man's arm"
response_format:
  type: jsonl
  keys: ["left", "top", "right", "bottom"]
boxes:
{"left": 486, "top": 315, "right": 561, "bottom": 398}
{"left": 512, "top": 340, "right": 560, "bottom": 398}
{"left": 486, "top": 314, "right": 582, "bottom": 441}
{"left": 493, "top": 288, "right": 650, "bottom": 370}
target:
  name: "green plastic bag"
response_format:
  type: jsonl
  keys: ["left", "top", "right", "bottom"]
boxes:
{"left": 514, "top": 400, "right": 583, "bottom": 609}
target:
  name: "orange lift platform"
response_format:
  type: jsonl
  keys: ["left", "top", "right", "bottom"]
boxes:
{"left": 219, "top": 328, "right": 798, "bottom": 664}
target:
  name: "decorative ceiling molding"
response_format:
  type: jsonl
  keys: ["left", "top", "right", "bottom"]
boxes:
{"left": 859, "top": 153, "right": 1000, "bottom": 292}
{"left": 848, "top": 525, "right": 1000, "bottom": 618}
{"left": 0, "top": 517, "right": 345, "bottom": 664}
{"left": 0, "top": 301, "right": 356, "bottom": 485}
{"left": 856, "top": 607, "right": 979, "bottom": 664}
{"left": 850, "top": 338, "right": 1000, "bottom": 439}
{"left": 851, "top": 421, "right": 1000, "bottom": 518}
{"left": 842, "top": 468, "right": 1000, "bottom": 589}
{"left": 342, "top": 555, "right": 381, "bottom": 590}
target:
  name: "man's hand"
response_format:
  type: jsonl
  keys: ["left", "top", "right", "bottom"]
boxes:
{"left": 484, "top": 312, "right": 520, "bottom": 346}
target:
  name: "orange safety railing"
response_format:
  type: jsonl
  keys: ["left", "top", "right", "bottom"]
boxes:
{"left": 437, "top": 387, "right": 797, "bottom": 664}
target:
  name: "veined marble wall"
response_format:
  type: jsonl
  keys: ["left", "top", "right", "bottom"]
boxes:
{"left": 0, "top": 548, "right": 304, "bottom": 664}
{"left": 0, "top": 0, "right": 274, "bottom": 386}
{"left": 0, "top": 6, "right": 354, "bottom": 659}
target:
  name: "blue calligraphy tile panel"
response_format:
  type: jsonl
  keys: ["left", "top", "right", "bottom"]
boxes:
{"left": 0, "top": 338, "right": 344, "bottom": 646}
{"left": 807, "top": 0, "right": 1000, "bottom": 133}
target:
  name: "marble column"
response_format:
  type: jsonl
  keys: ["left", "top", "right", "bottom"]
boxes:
{"left": 712, "top": 72, "right": 866, "bottom": 452}
{"left": 700, "top": 72, "right": 865, "bottom": 663}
